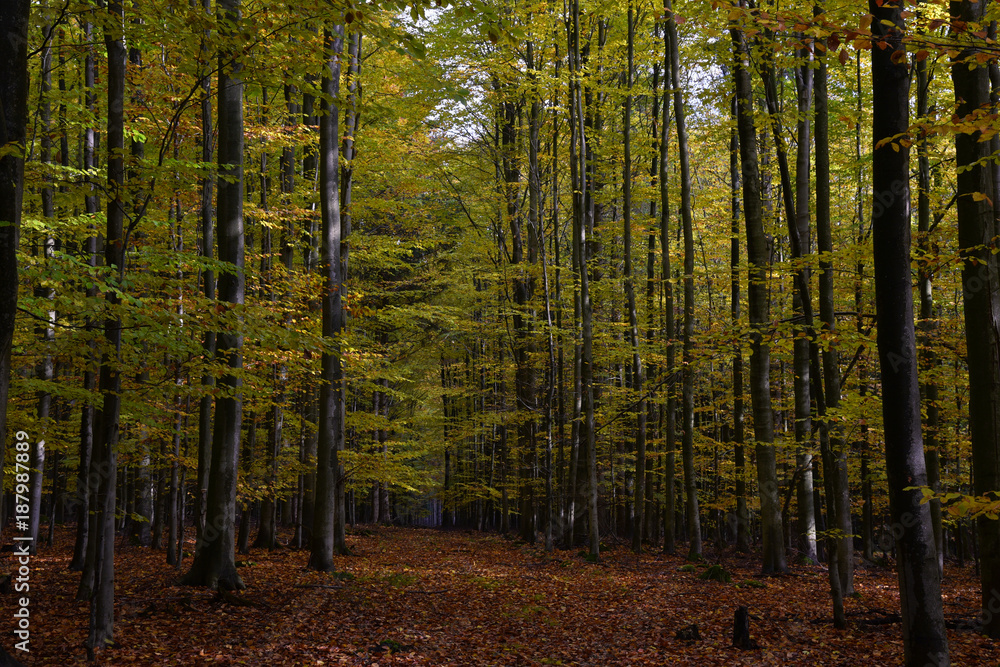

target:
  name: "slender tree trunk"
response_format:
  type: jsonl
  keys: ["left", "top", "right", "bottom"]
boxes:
{"left": 87, "top": 0, "right": 128, "bottom": 650}
{"left": 622, "top": 3, "right": 646, "bottom": 554}
{"left": 567, "top": 0, "right": 598, "bottom": 559}
{"left": 71, "top": 19, "right": 99, "bottom": 569}
{"left": 196, "top": 0, "right": 215, "bottom": 548}
{"left": 813, "top": 4, "right": 846, "bottom": 627}
{"left": 643, "top": 56, "right": 660, "bottom": 547}
{"left": 666, "top": 0, "right": 700, "bottom": 560}
{"left": 181, "top": 0, "right": 246, "bottom": 591}
{"left": 254, "top": 96, "right": 280, "bottom": 552}
{"left": 31, "top": 29, "right": 55, "bottom": 554}
{"left": 660, "top": 14, "right": 676, "bottom": 555}
{"left": 759, "top": 33, "right": 819, "bottom": 571}
{"left": 871, "top": 2, "right": 949, "bottom": 663}
{"left": 951, "top": 0, "right": 1000, "bottom": 639}
{"left": 0, "top": 0, "right": 29, "bottom": 553}
{"left": 730, "top": 10, "right": 786, "bottom": 574}
{"left": 167, "top": 394, "right": 182, "bottom": 566}
{"left": 915, "top": 20, "right": 943, "bottom": 578}
{"left": 729, "top": 92, "right": 750, "bottom": 554}
{"left": 854, "top": 56, "right": 874, "bottom": 565}
{"left": 792, "top": 45, "right": 817, "bottom": 565}
{"left": 507, "top": 41, "right": 536, "bottom": 544}
{"left": 309, "top": 23, "right": 347, "bottom": 571}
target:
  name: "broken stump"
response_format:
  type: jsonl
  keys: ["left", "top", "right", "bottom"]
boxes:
{"left": 732, "top": 605, "right": 759, "bottom": 649}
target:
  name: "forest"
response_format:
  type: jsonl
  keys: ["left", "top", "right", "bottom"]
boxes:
{"left": 1, "top": 0, "right": 1000, "bottom": 664}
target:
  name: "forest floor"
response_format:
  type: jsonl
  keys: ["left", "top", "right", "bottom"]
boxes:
{"left": 7, "top": 525, "right": 1000, "bottom": 666}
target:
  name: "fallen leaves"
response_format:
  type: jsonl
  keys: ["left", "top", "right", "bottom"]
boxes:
{"left": 7, "top": 527, "right": 1000, "bottom": 665}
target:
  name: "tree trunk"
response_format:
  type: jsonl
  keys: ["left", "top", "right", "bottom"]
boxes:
{"left": 660, "top": 13, "right": 676, "bottom": 556}
{"left": 568, "top": 0, "right": 598, "bottom": 559}
{"left": 0, "top": 0, "right": 29, "bottom": 552}
{"left": 181, "top": 0, "right": 246, "bottom": 592}
{"left": 813, "top": 4, "right": 846, "bottom": 627}
{"left": 167, "top": 395, "right": 182, "bottom": 566}
{"left": 854, "top": 56, "right": 874, "bottom": 565}
{"left": 623, "top": 3, "right": 646, "bottom": 554}
{"left": 950, "top": 0, "right": 1000, "bottom": 639}
{"left": 643, "top": 56, "right": 660, "bottom": 548}
{"left": 31, "top": 30, "right": 55, "bottom": 554}
{"left": 70, "top": 17, "right": 98, "bottom": 568}
{"left": 309, "top": 22, "right": 347, "bottom": 571}
{"left": 729, "top": 92, "right": 749, "bottom": 553}
{"left": 915, "top": 20, "right": 943, "bottom": 579}
{"left": 196, "top": 0, "right": 215, "bottom": 548}
{"left": 792, "top": 44, "right": 817, "bottom": 565}
{"left": 667, "top": 0, "right": 700, "bottom": 560}
{"left": 871, "top": 2, "right": 949, "bottom": 663}
{"left": 730, "top": 12, "right": 786, "bottom": 574}
{"left": 87, "top": 0, "right": 128, "bottom": 649}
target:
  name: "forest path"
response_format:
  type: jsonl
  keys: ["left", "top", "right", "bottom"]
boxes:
{"left": 19, "top": 526, "right": 999, "bottom": 665}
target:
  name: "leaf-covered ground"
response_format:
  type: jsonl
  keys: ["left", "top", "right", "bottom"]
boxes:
{"left": 9, "top": 527, "right": 1000, "bottom": 665}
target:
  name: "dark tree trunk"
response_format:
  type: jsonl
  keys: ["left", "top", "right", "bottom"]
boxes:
{"left": 87, "top": 0, "right": 128, "bottom": 650}
{"left": 871, "top": 2, "right": 949, "bottom": 663}
{"left": 915, "top": 15, "right": 943, "bottom": 579}
{"left": 31, "top": 29, "right": 55, "bottom": 555}
{"left": 813, "top": 3, "right": 846, "bottom": 627}
{"left": 951, "top": 0, "right": 1000, "bottom": 639}
{"left": 568, "top": 0, "right": 598, "bottom": 560}
{"left": 666, "top": 0, "right": 700, "bottom": 560}
{"left": 729, "top": 93, "right": 749, "bottom": 554}
{"left": 0, "top": 0, "right": 30, "bottom": 551}
{"left": 196, "top": 0, "right": 215, "bottom": 548}
{"left": 730, "top": 11, "right": 785, "bottom": 574}
{"left": 623, "top": 2, "right": 646, "bottom": 554}
{"left": 792, "top": 43, "right": 817, "bottom": 565}
{"left": 181, "top": 0, "right": 246, "bottom": 592}
{"left": 659, "top": 0, "right": 676, "bottom": 556}
{"left": 167, "top": 395, "right": 183, "bottom": 566}
{"left": 732, "top": 606, "right": 757, "bottom": 650}
{"left": 71, "top": 20, "right": 98, "bottom": 565}
{"left": 309, "top": 22, "right": 347, "bottom": 571}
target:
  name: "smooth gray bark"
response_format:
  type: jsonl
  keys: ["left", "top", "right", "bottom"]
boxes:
{"left": 623, "top": 2, "right": 646, "bottom": 554}
{"left": 309, "top": 23, "right": 347, "bottom": 571}
{"left": 667, "top": 0, "right": 700, "bottom": 560}
{"left": 181, "top": 0, "right": 246, "bottom": 591}
{"left": 730, "top": 18, "right": 786, "bottom": 575}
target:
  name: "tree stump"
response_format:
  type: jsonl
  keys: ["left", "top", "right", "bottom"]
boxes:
{"left": 0, "top": 646, "right": 26, "bottom": 667}
{"left": 732, "top": 606, "right": 759, "bottom": 649}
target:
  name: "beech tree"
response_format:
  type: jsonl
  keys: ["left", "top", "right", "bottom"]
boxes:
{"left": 870, "top": 1, "right": 948, "bottom": 663}
{"left": 950, "top": 0, "right": 1000, "bottom": 639}
{"left": 730, "top": 7, "right": 785, "bottom": 575}
{"left": 181, "top": 0, "right": 246, "bottom": 591}
{"left": 309, "top": 21, "right": 347, "bottom": 571}
{"left": 0, "top": 1, "right": 30, "bottom": 549}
